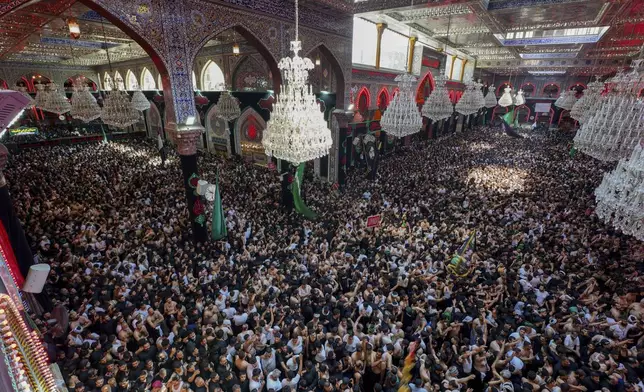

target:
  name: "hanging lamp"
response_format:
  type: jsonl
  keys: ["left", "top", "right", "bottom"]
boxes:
{"left": 484, "top": 85, "right": 497, "bottom": 108}
{"left": 381, "top": 73, "right": 423, "bottom": 137}
{"left": 421, "top": 74, "right": 454, "bottom": 121}
{"left": 262, "top": 0, "right": 332, "bottom": 165}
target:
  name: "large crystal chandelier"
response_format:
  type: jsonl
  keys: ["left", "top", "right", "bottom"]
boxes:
{"left": 214, "top": 91, "right": 241, "bottom": 122}
{"left": 574, "top": 64, "right": 644, "bottom": 162}
{"left": 70, "top": 84, "right": 101, "bottom": 122}
{"left": 570, "top": 79, "right": 602, "bottom": 124}
{"left": 101, "top": 76, "right": 140, "bottom": 128}
{"left": 131, "top": 89, "right": 151, "bottom": 112}
{"left": 381, "top": 73, "right": 423, "bottom": 137}
{"left": 498, "top": 87, "right": 513, "bottom": 107}
{"left": 421, "top": 74, "right": 454, "bottom": 121}
{"left": 262, "top": 0, "right": 331, "bottom": 165}
{"left": 43, "top": 83, "right": 71, "bottom": 115}
{"left": 455, "top": 79, "right": 482, "bottom": 116}
{"left": 594, "top": 141, "right": 644, "bottom": 241}
{"left": 484, "top": 85, "right": 497, "bottom": 108}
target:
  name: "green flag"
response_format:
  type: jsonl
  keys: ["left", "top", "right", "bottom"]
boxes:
{"left": 292, "top": 164, "right": 317, "bottom": 220}
{"left": 569, "top": 146, "right": 577, "bottom": 158}
{"left": 211, "top": 170, "right": 227, "bottom": 241}
{"left": 502, "top": 108, "right": 516, "bottom": 126}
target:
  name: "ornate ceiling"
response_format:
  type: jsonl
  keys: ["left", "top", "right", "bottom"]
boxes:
{"left": 355, "top": 0, "right": 644, "bottom": 76}
{"left": 0, "top": 1, "right": 245, "bottom": 68}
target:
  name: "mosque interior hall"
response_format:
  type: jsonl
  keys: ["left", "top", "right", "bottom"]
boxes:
{"left": 0, "top": 0, "right": 642, "bottom": 391}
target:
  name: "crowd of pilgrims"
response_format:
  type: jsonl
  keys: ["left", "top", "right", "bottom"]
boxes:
{"left": 4, "top": 126, "right": 643, "bottom": 392}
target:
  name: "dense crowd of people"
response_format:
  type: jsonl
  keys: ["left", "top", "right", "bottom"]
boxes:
{"left": 4, "top": 124, "right": 122, "bottom": 144}
{"left": 4, "top": 126, "right": 643, "bottom": 392}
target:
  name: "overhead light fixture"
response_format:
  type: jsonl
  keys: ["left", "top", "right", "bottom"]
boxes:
{"left": 315, "top": 55, "right": 321, "bottom": 66}
{"left": 519, "top": 53, "right": 578, "bottom": 59}
{"left": 232, "top": 43, "right": 240, "bottom": 55}
{"left": 262, "top": 0, "right": 332, "bottom": 165}
{"left": 68, "top": 18, "right": 80, "bottom": 40}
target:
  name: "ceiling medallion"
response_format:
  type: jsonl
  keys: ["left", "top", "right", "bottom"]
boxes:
{"left": 262, "top": 0, "right": 332, "bottom": 165}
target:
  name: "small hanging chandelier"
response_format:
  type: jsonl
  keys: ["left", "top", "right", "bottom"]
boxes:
{"left": 15, "top": 87, "right": 34, "bottom": 109}
{"left": 262, "top": 0, "right": 332, "bottom": 165}
{"left": 421, "top": 74, "right": 453, "bottom": 121}
{"left": 571, "top": 79, "right": 602, "bottom": 124}
{"left": 556, "top": 90, "right": 577, "bottom": 110}
{"left": 102, "top": 89, "right": 140, "bottom": 128}
{"left": 515, "top": 89, "right": 525, "bottom": 106}
{"left": 131, "top": 89, "right": 151, "bottom": 112}
{"left": 34, "top": 83, "right": 50, "bottom": 110}
{"left": 380, "top": 73, "right": 423, "bottom": 137}
{"left": 484, "top": 85, "right": 497, "bottom": 108}
{"left": 214, "top": 91, "right": 241, "bottom": 122}
{"left": 594, "top": 141, "right": 644, "bottom": 241}
{"left": 498, "top": 86, "right": 513, "bottom": 107}
{"left": 70, "top": 81, "right": 101, "bottom": 122}
{"left": 232, "top": 43, "right": 240, "bottom": 55}
{"left": 455, "top": 79, "right": 485, "bottom": 116}
{"left": 43, "top": 83, "right": 71, "bottom": 115}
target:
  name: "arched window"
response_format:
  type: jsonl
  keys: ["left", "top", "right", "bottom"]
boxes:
{"left": 114, "top": 71, "right": 126, "bottom": 90}
{"left": 126, "top": 70, "right": 138, "bottom": 90}
{"left": 141, "top": 68, "right": 156, "bottom": 90}
{"left": 158, "top": 74, "right": 163, "bottom": 91}
{"left": 192, "top": 71, "right": 198, "bottom": 91}
{"left": 104, "top": 73, "right": 113, "bottom": 91}
{"left": 201, "top": 61, "right": 225, "bottom": 91}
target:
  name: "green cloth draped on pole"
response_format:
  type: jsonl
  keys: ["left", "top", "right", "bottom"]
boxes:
{"left": 502, "top": 108, "right": 518, "bottom": 126}
{"left": 292, "top": 164, "right": 317, "bottom": 220}
{"left": 211, "top": 170, "right": 227, "bottom": 241}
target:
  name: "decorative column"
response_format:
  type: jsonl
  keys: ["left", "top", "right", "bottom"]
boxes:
{"left": 167, "top": 127, "right": 209, "bottom": 244}
{"left": 407, "top": 36, "right": 418, "bottom": 74}
{"left": 333, "top": 109, "right": 353, "bottom": 187}
{"left": 375, "top": 23, "right": 387, "bottom": 69}
{"left": 449, "top": 56, "right": 457, "bottom": 80}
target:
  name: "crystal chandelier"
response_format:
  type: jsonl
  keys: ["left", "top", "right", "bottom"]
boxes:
{"left": 70, "top": 84, "right": 101, "bottom": 122}
{"left": 43, "top": 83, "right": 71, "bottom": 115}
{"left": 475, "top": 82, "right": 486, "bottom": 109}
{"left": 15, "top": 87, "right": 34, "bottom": 109}
{"left": 131, "top": 89, "right": 150, "bottom": 112}
{"left": 101, "top": 76, "right": 140, "bottom": 129}
{"left": 381, "top": 73, "right": 423, "bottom": 137}
{"left": 594, "top": 141, "right": 644, "bottom": 241}
{"left": 573, "top": 64, "right": 644, "bottom": 162}
{"left": 34, "top": 84, "right": 51, "bottom": 111}
{"left": 421, "top": 74, "right": 453, "bottom": 121}
{"left": 262, "top": 0, "right": 332, "bottom": 165}
{"left": 556, "top": 90, "right": 577, "bottom": 110}
{"left": 484, "top": 85, "right": 497, "bottom": 108}
{"left": 515, "top": 89, "right": 525, "bottom": 106}
{"left": 570, "top": 79, "right": 602, "bottom": 124}
{"left": 214, "top": 91, "right": 241, "bottom": 122}
{"left": 554, "top": 93, "right": 565, "bottom": 108}
{"left": 498, "top": 87, "right": 513, "bottom": 107}
{"left": 455, "top": 79, "right": 482, "bottom": 116}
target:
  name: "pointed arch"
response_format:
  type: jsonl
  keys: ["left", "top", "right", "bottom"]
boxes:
{"left": 355, "top": 86, "right": 371, "bottom": 112}
{"left": 492, "top": 105, "right": 509, "bottom": 120}
{"left": 391, "top": 87, "right": 400, "bottom": 98}
{"left": 141, "top": 68, "right": 156, "bottom": 90}
{"left": 416, "top": 71, "right": 436, "bottom": 105}
{"left": 516, "top": 104, "right": 531, "bottom": 124}
{"left": 377, "top": 87, "right": 390, "bottom": 110}
{"left": 126, "top": 70, "right": 138, "bottom": 90}
{"left": 234, "top": 107, "right": 267, "bottom": 163}
{"left": 304, "top": 43, "right": 346, "bottom": 108}
{"left": 113, "top": 71, "right": 125, "bottom": 90}
{"left": 103, "top": 73, "right": 113, "bottom": 91}
{"left": 201, "top": 60, "right": 226, "bottom": 91}
{"left": 192, "top": 25, "right": 282, "bottom": 95}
